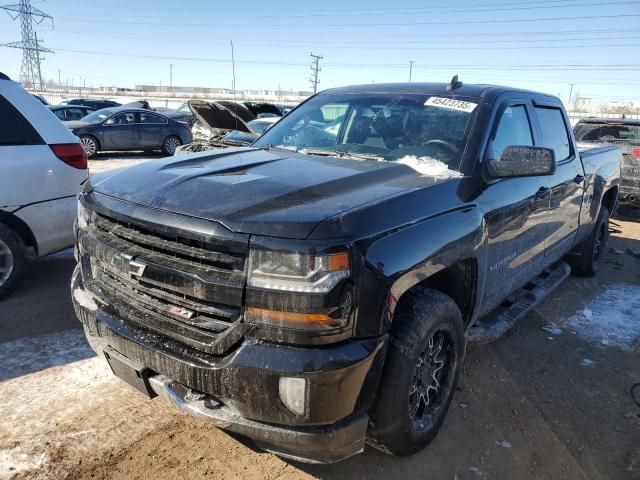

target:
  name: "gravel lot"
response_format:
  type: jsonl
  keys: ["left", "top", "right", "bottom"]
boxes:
{"left": 1, "top": 154, "right": 639, "bottom": 480}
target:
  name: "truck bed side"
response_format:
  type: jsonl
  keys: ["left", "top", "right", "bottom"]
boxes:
{"left": 575, "top": 144, "right": 622, "bottom": 245}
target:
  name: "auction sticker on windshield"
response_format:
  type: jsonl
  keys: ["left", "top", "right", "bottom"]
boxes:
{"left": 425, "top": 97, "right": 478, "bottom": 113}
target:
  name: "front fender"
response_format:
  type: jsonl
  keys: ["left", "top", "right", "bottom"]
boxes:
{"left": 354, "top": 207, "right": 486, "bottom": 336}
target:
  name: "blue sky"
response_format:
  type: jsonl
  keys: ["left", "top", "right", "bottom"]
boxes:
{"left": 1, "top": 0, "right": 640, "bottom": 105}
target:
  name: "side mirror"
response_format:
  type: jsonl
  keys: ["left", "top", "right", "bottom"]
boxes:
{"left": 104, "top": 118, "right": 115, "bottom": 126}
{"left": 485, "top": 146, "right": 556, "bottom": 179}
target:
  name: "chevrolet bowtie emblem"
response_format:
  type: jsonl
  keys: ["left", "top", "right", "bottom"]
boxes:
{"left": 129, "top": 260, "right": 147, "bottom": 277}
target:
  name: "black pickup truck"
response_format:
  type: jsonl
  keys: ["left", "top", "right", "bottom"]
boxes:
{"left": 72, "top": 81, "right": 621, "bottom": 463}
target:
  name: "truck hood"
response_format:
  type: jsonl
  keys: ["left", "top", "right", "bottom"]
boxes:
{"left": 89, "top": 147, "right": 446, "bottom": 239}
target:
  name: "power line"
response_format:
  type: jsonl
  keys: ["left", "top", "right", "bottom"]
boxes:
{"left": 309, "top": 53, "right": 323, "bottom": 93}
{"left": 48, "top": 28, "right": 640, "bottom": 50}
{"left": 43, "top": 0, "right": 640, "bottom": 16}
{"left": 0, "top": 0, "right": 53, "bottom": 89}
{"left": 49, "top": 12, "right": 640, "bottom": 28}
{"left": 51, "top": 27, "right": 640, "bottom": 45}
{"left": 49, "top": 47, "right": 640, "bottom": 71}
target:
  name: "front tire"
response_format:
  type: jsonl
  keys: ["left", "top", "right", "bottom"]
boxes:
{"left": 79, "top": 135, "right": 99, "bottom": 158}
{"left": 162, "top": 135, "right": 182, "bottom": 155}
{"left": 570, "top": 206, "right": 609, "bottom": 277}
{"left": 0, "top": 224, "right": 28, "bottom": 300}
{"left": 369, "top": 288, "right": 465, "bottom": 456}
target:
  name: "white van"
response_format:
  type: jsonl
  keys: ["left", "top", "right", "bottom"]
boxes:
{"left": 0, "top": 73, "right": 88, "bottom": 299}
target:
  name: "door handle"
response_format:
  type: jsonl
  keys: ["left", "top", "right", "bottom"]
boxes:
{"left": 535, "top": 187, "right": 550, "bottom": 199}
{"left": 572, "top": 174, "right": 585, "bottom": 184}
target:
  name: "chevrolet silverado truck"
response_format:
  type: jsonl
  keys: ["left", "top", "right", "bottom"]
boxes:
{"left": 72, "top": 80, "right": 621, "bottom": 463}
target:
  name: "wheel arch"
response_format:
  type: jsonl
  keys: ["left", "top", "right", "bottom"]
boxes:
{"left": 0, "top": 210, "right": 38, "bottom": 255}
{"left": 361, "top": 207, "right": 487, "bottom": 334}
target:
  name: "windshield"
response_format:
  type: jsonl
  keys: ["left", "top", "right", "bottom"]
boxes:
{"left": 82, "top": 108, "right": 117, "bottom": 123}
{"left": 223, "top": 130, "right": 258, "bottom": 144}
{"left": 248, "top": 119, "right": 277, "bottom": 134}
{"left": 254, "top": 92, "right": 478, "bottom": 167}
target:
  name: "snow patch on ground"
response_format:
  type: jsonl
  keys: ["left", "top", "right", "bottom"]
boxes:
{"left": 0, "top": 331, "right": 174, "bottom": 479}
{"left": 0, "top": 329, "right": 95, "bottom": 382}
{"left": 396, "top": 155, "right": 463, "bottom": 178}
{"left": 564, "top": 284, "right": 640, "bottom": 351}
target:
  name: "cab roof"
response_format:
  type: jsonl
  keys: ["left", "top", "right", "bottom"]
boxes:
{"left": 323, "top": 82, "right": 559, "bottom": 102}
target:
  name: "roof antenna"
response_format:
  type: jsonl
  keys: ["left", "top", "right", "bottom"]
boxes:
{"left": 447, "top": 75, "right": 463, "bottom": 91}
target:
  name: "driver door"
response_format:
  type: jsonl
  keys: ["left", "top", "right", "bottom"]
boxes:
{"left": 478, "top": 101, "right": 551, "bottom": 314}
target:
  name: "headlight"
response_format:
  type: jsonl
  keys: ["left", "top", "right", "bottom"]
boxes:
{"left": 77, "top": 198, "right": 90, "bottom": 229}
{"left": 248, "top": 249, "right": 349, "bottom": 293}
{"left": 246, "top": 248, "right": 353, "bottom": 332}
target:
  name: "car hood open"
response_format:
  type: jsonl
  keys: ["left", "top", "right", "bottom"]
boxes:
{"left": 188, "top": 100, "right": 252, "bottom": 134}
{"left": 88, "top": 147, "right": 447, "bottom": 239}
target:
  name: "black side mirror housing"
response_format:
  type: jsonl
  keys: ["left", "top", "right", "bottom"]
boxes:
{"left": 485, "top": 146, "right": 556, "bottom": 179}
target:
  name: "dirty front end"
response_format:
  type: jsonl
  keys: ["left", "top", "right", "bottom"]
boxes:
{"left": 71, "top": 191, "right": 387, "bottom": 464}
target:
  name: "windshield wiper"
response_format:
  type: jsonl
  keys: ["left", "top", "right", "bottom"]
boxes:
{"left": 299, "top": 148, "right": 384, "bottom": 161}
{"left": 262, "top": 145, "right": 384, "bottom": 161}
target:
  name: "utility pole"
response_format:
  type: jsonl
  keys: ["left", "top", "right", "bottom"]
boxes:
{"left": 169, "top": 63, "right": 173, "bottom": 93}
{"left": 309, "top": 52, "right": 323, "bottom": 94}
{"left": 0, "top": 0, "right": 53, "bottom": 90}
{"left": 57, "top": 68, "right": 60, "bottom": 87}
{"left": 409, "top": 61, "right": 414, "bottom": 82}
{"left": 230, "top": 40, "right": 236, "bottom": 92}
{"left": 568, "top": 83, "right": 575, "bottom": 110}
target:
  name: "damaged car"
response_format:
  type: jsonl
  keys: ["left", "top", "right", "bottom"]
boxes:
{"left": 72, "top": 80, "right": 621, "bottom": 463}
{"left": 174, "top": 100, "right": 279, "bottom": 154}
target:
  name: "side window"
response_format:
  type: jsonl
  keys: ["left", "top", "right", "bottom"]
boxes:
{"left": 111, "top": 112, "right": 136, "bottom": 125}
{"left": 67, "top": 108, "right": 86, "bottom": 120}
{"left": 0, "top": 95, "right": 44, "bottom": 146}
{"left": 489, "top": 105, "right": 533, "bottom": 160}
{"left": 53, "top": 109, "right": 66, "bottom": 120}
{"left": 139, "top": 113, "right": 166, "bottom": 124}
{"left": 535, "top": 107, "right": 571, "bottom": 161}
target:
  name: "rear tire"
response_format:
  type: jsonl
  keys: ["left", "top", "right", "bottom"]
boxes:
{"left": 368, "top": 288, "right": 465, "bottom": 456}
{"left": 569, "top": 206, "right": 609, "bottom": 277}
{"left": 79, "top": 135, "right": 99, "bottom": 158}
{"left": 162, "top": 135, "right": 182, "bottom": 155}
{"left": 0, "top": 224, "right": 28, "bottom": 300}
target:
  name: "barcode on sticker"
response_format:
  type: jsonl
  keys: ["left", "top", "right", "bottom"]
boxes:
{"left": 425, "top": 97, "right": 477, "bottom": 113}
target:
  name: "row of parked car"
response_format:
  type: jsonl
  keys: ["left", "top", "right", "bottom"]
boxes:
{"left": 37, "top": 95, "right": 287, "bottom": 157}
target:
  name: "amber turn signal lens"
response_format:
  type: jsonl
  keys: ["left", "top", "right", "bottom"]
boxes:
{"left": 328, "top": 252, "right": 350, "bottom": 271}
{"left": 245, "top": 307, "right": 344, "bottom": 329}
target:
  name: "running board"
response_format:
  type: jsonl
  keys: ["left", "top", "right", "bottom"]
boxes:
{"left": 466, "top": 261, "right": 571, "bottom": 344}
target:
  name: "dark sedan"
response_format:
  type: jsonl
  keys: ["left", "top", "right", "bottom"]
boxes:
{"left": 48, "top": 105, "right": 96, "bottom": 121}
{"left": 65, "top": 107, "right": 192, "bottom": 157}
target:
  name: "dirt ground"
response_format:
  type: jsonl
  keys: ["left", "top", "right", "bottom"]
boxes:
{"left": 1, "top": 156, "right": 639, "bottom": 479}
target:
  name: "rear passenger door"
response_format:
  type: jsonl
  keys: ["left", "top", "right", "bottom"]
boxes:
{"left": 138, "top": 112, "right": 168, "bottom": 149}
{"left": 479, "top": 101, "right": 551, "bottom": 313}
{"left": 533, "top": 103, "right": 583, "bottom": 263}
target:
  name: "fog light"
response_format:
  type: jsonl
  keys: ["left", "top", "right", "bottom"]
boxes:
{"left": 279, "top": 377, "right": 307, "bottom": 416}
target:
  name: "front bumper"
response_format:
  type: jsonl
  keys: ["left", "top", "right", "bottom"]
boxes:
{"left": 72, "top": 268, "right": 387, "bottom": 463}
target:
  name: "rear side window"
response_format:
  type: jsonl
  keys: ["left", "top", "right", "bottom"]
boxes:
{"left": 0, "top": 95, "right": 44, "bottom": 146}
{"left": 535, "top": 107, "right": 571, "bottom": 161}
{"left": 489, "top": 105, "right": 533, "bottom": 160}
{"left": 140, "top": 112, "right": 167, "bottom": 124}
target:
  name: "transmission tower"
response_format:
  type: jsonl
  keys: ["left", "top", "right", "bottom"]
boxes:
{"left": 309, "top": 52, "right": 323, "bottom": 94}
{"left": 1, "top": 0, "right": 53, "bottom": 89}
